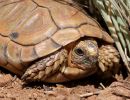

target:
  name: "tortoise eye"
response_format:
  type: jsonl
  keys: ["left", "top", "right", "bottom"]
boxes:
{"left": 74, "top": 48, "right": 84, "bottom": 56}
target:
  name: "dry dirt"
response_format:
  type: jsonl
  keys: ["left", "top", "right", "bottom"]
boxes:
{"left": 0, "top": 69, "right": 130, "bottom": 100}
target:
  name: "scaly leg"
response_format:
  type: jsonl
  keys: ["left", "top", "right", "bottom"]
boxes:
{"left": 98, "top": 45, "right": 120, "bottom": 78}
{"left": 22, "top": 49, "right": 67, "bottom": 82}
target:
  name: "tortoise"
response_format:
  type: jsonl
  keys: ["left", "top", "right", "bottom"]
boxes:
{"left": 0, "top": 0, "right": 120, "bottom": 83}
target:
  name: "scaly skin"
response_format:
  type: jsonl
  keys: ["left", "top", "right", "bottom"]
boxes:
{"left": 22, "top": 49, "right": 67, "bottom": 82}
{"left": 98, "top": 45, "right": 120, "bottom": 78}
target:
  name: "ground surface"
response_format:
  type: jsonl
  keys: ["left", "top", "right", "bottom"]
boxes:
{"left": 0, "top": 70, "right": 130, "bottom": 100}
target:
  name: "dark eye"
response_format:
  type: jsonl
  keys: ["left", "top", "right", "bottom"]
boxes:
{"left": 74, "top": 48, "right": 84, "bottom": 56}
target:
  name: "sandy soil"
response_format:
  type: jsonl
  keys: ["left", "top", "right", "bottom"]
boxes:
{"left": 0, "top": 69, "right": 130, "bottom": 100}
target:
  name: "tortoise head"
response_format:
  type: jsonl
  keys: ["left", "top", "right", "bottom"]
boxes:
{"left": 69, "top": 39, "right": 98, "bottom": 69}
{"left": 63, "top": 39, "right": 99, "bottom": 79}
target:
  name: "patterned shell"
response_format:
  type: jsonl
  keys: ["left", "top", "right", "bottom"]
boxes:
{"left": 0, "top": 0, "right": 113, "bottom": 75}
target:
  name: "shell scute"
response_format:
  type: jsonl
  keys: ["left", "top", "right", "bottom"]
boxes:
{"left": 0, "top": 0, "right": 37, "bottom": 36}
{"left": 52, "top": 28, "right": 80, "bottom": 46}
{"left": 78, "top": 24, "right": 114, "bottom": 43}
{"left": 5, "top": 64, "right": 23, "bottom": 75}
{"left": 10, "top": 7, "right": 57, "bottom": 45}
{"left": 6, "top": 41, "right": 23, "bottom": 70}
{"left": 21, "top": 46, "right": 38, "bottom": 62}
{"left": 35, "top": 39, "right": 61, "bottom": 57}
{"left": 35, "top": 0, "right": 99, "bottom": 28}
{"left": 0, "top": 36, "right": 9, "bottom": 66}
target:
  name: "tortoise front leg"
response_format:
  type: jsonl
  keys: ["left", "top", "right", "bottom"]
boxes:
{"left": 22, "top": 49, "right": 67, "bottom": 82}
{"left": 98, "top": 45, "right": 120, "bottom": 78}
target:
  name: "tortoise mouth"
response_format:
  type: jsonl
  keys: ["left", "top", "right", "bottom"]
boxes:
{"left": 74, "top": 63, "right": 98, "bottom": 70}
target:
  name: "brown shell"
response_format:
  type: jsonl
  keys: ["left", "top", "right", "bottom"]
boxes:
{"left": 0, "top": 0, "right": 113, "bottom": 75}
